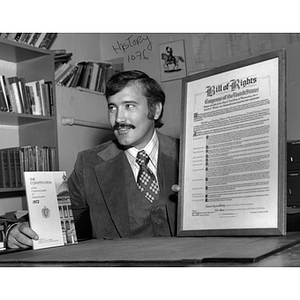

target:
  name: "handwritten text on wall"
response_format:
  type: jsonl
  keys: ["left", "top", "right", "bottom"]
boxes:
{"left": 111, "top": 34, "right": 153, "bottom": 64}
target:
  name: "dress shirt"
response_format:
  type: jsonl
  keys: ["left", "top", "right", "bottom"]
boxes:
{"left": 125, "top": 130, "right": 159, "bottom": 181}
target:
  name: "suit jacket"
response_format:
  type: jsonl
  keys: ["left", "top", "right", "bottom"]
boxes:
{"left": 68, "top": 131, "right": 179, "bottom": 240}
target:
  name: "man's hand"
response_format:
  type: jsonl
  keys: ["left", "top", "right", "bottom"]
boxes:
{"left": 7, "top": 222, "right": 39, "bottom": 249}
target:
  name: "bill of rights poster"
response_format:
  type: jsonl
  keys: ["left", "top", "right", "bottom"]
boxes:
{"left": 178, "top": 50, "right": 286, "bottom": 236}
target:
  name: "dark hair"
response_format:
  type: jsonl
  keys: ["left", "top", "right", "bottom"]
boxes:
{"left": 105, "top": 70, "right": 165, "bottom": 128}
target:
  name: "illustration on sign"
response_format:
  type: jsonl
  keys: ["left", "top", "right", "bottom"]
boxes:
{"left": 159, "top": 40, "right": 186, "bottom": 82}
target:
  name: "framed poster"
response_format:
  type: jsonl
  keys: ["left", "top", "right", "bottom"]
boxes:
{"left": 178, "top": 50, "right": 286, "bottom": 236}
{"left": 159, "top": 40, "right": 186, "bottom": 82}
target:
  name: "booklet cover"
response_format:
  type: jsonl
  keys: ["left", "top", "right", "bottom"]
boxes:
{"left": 24, "top": 171, "right": 77, "bottom": 250}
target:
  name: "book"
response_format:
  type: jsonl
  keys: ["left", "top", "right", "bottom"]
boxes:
{"left": 57, "top": 64, "right": 77, "bottom": 86}
{"left": 14, "top": 33, "right": 23, "bottom": 42}
{"left": 8, "top": 149, "right": 16, "bottom": 187}
{"left": 34, "top": 33, "right": 47, "bottom": 48}
{"left": 18, "top": 77, "right": 31, "bottom": 114}
{"left": 88, "top": 62, "right": 100, "bottom": 91}
{"left": 7, "top": 33, "right": 17, "bottom": 41}
{"left": 54, "top": 52, "right": 72, "bottom": 60}
{"left": 20, "top": 33, "right": 32, "bottom": 44}
{"left": 53, "top": 49, "right": 67, "bottom": 55}
{"left": 45, "top": 81, "right": 54, "bottom": 116}
{"left": 7, "top": 77, "right": 24, "bottom": 113}
{"left": 55, "top": 63, "right": 72, "bottom": 83}
{"left": 69, "top": 63, "right": 84, "bottom": 87}
{"left": 38, "top": 33, "right": 57, "bottom": 50}
{"left": 25, "top": 80, "right": 43, "bottom": 115}
{"left": 0, "top": 83, "right": 7, "bottom": 111}
{"left": 62, "top": 66, "right": 79, "bottom": 87}
{"left": 4, "top": 76, "right": 17, "bottom": 112}
{"left": 24, "top": 171, "right": 77, "bottom": 250}
{"left": 14, "top": 149, "right": 22, "bottom": 187}
{"left": 103, "top": 65, "right": 115, "bottom": 93}
{"left": 97, "top": 64, "right": 109, "bottom": 93}
{"left": 78, "top": 62, "right": 92, "bottom": 88}
{"left": 41, "top": 82, "right": 50, "bottom": 116}
{"left": 0, "top": 75, "right": 12, "bottom": 112}
{"left": 0, "top": 224, "right": 5, "bottom": 250}
{"left": 28, "top": 33, "right": 41, "bottom": 46}
{"left": 0, "top": 150, "right": 10, "bottom": 188}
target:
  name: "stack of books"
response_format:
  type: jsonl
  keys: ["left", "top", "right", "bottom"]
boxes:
{"left": 0, "top": 75, "right": 54, "bottom": 116}
{"left": 0, "top": 146, "right": 57, "bottom": 189}
{"left": 0, "top": 33, "right": 57, "bottom": 50}
{"left": 55, "top": 61, "right": 116, "bottom": 94}
{"left": 53, "top": 49, "right": 73, "bottom": 70}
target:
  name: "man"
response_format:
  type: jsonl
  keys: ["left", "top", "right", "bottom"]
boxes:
{"left": 6, "top": 70, "right": 179, "bottom": 248}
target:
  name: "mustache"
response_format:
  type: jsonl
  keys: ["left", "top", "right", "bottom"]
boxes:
{"left": 113, "top": 122, "right": 136, "bottom": 130}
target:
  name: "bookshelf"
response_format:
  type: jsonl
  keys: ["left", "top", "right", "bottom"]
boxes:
{"left": 0, "top": 38, "right": 58, "bottom": 213}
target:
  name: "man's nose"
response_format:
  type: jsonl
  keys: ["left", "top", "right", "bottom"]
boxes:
{"left": 116, "top": 107, "right": 126, "bottom": 123}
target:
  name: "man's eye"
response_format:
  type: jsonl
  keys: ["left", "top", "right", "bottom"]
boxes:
{"left": 126, "top": 104, "right": 134, "bottom": 109}
{"left": 108, "top": 106, "right": 116, "bottom": 112}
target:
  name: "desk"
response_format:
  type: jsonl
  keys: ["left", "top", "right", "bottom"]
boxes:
{"left": 1, "top": 232, "right": 300, "bottom": 267}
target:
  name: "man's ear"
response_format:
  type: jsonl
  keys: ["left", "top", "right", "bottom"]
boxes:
{"left": 154, "top": 102, "right": 163, "bottom": 120}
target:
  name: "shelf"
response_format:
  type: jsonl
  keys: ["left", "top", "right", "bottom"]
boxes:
{"left": 76, "top": 86, "right": 105, "bottom": 96}
{"left": 0, "top": 38, "right": 50, "bottom": 63}
{"left": 0, "top": 111, "right": 54, "bottom": 126}
{"left": 0, "top": 37, "right": 58, "bottom": 211}
{"left": 0, "top": 187, "right": 25, "bottom": 194}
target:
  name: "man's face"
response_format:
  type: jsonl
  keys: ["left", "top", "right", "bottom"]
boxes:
{"left": 107, "top": 83, "right": 161, "bottom": 150}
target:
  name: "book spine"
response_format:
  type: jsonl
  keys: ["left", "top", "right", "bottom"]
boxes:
{"left": 7, "top": 77, "right": 24, "bottom": 113}
{"left": 18, "top": 78, "right": 31, "bottom": 114}
{"left": 0, "top": 83, "right": 8, "bottom": 111}
{"left": 8, "top": 149, "right": 16, "bottom": 187}
{"left": 57, "top": 64, "right": 76, "bottom": 86}
{"left": 34, "top": 33, "right": 47, "bottom": 48}
{"left": 0, "top": 150, "right": 10, "bottom": 188}
{"left": 70, "top": 64, "right": 84, "bottom": 87}
{"left": 14, "top": 33, "right": 22, "bottom": 42}
{"left": 29, "top": 33, "right": 41, "bottom": 46}
{"left": 41, "top": 83, "right": 50, "bottom": 116}
{"left": 0, "top": 76, "right": 12, "bottom": 112}
{"left": 38, "top": 33, "right": 57, "bottom": 49}
{"left": 4, "top": 77, "right": 17, "bottom": 112}
{"left": 0, "top": 151, "right": 6, "bottom": 188}
{"left": 21, "top": 33, "right": 32, "bottom": 44}
{"left": 45, "top": 81, "right": 54, "bottom": 116}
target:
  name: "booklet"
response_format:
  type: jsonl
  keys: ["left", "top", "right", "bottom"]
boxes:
{"left": 24, "top": 171, "right": 77, "bottom": 250}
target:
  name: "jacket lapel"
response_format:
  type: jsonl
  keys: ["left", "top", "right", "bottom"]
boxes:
{"left": 157, "top": 132, "right": 179, "bottom": 236}
{"left": 93, "top": 142, "right": 131, "bottom": 237}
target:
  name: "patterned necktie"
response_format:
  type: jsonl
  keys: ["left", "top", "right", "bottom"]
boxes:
{"left": 136, "top": 150, "right": 159, "bottom": 202}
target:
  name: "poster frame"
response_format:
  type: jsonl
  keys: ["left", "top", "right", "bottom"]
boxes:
{"left": 178, "top": 49, "right": 286, "bottom": 237}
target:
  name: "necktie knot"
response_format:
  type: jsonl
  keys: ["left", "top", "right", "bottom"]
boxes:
{"left": 136, "top": 150, "right": 150, "bottom": 166}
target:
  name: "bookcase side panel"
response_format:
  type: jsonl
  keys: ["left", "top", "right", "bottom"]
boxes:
{"left": 0, "top": 60, "right": 17, "bottom": 77}
{"left": 19, "top": 121, "right": 56, "bottom": 147}
{"left": 17, "top": 55, "right": 55, "bottom": 83}
{"left": 0, "top": 125, "right": 19, "bottom": 148}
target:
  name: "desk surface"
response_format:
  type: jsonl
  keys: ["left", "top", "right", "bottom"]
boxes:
{"left": 1, "top": 232, "right": 300, "bottom": 267}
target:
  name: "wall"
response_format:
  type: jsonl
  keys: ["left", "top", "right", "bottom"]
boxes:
{"left": 51, "top": 33, "right": 102, "bottom": 64}
{"left": 100, "top": 33, "right": 300, "bottom": 141}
